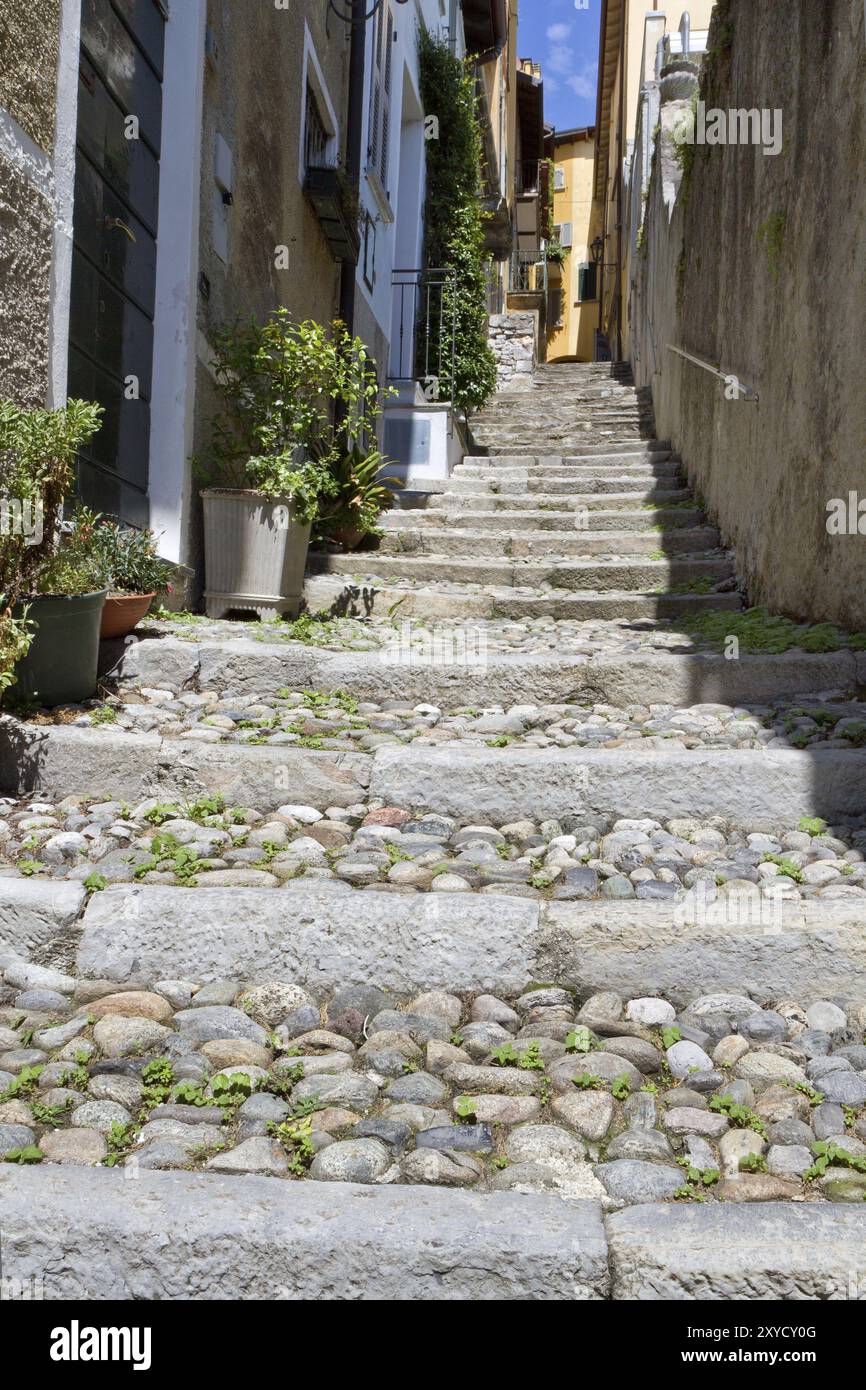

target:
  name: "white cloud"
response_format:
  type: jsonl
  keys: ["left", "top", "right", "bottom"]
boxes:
{"left": 566, "top": 63, "right": 598, "bottom": 101}
{"left": 547, "top": 44, "right": 575, "bottom": 76}
{"left": 546, "top": 23, "right": 571, "bottom": 41}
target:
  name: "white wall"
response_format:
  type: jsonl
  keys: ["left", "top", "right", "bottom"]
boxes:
{"left": 356, "top": 0, "right": 455, "bottom": 365}
{"left": 148, "top": 0, "right": 207, "bottom": 565}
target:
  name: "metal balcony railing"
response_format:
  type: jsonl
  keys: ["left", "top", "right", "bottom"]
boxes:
{"left": 509, "top": 249, "right": 548, "bottom": 294}
{"left": 389, "top": 267, "right": 457, "bottom": 403}
{"left": 516, "top": 159, "right": 542, "bottom": 195}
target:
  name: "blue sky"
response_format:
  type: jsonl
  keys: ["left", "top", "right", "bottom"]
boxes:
{"left": 517, "top": 0, "right": 601, "bottom": 133}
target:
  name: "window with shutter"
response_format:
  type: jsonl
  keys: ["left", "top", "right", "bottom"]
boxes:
{"left": 380, "top": 8, "right": 393, "bottom": 187}
{"left": 368, "top": 7, "right": 383, "bottom": 172}
{"left": 559, "top": 222, "right": 573, "bottom": 247}
{"left": 577, "top": 262, "right": 597, "bottom": 301}
{"left": 554, "top": 166, "right": 565, "bottom": 190}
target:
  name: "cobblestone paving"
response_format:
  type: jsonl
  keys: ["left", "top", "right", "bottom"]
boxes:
{"left": 2, "top": 796, "right": 865, "bottom": 902}
{"left": 2, "top": 970, "right": 865, "bottom": 1205}
{"left": 16, "top": 686, "right": 866, "bottom": 753}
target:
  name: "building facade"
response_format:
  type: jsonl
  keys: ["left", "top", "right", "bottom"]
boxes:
{"left": 0, "top": 0, "right": 545, "bottom": 569}
{"left": 593, "top": 0, "right": 716, "bottom": 360}
{"left": 546, "top": 125, "right": 601, "bottom": 363}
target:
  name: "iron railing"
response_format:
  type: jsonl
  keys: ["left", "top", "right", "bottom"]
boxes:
{"left": 509, "top": 249, "right": 548, "bottom": 294}
{"left": 667, "top": 344, "right": 759, "bottom": 401}
{"left": 389, "top": 267, "right": 457, "bottom": 403}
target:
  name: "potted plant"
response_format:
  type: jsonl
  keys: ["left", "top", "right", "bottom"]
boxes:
{"left": 90, "top": 518, "right": 174, "bottom": 639}
{"left": 199, "top": 311, "right": 386, "bottom": 619}
{"left": 0, "top": 399, "right": 106, "bottom": 708}
{"left": 314, "top": 444, "right": 401, "bottom": 550}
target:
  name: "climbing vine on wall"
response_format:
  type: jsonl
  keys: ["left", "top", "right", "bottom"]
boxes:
{"left": 418, "top": 30, "right": 497, "bottom": 413}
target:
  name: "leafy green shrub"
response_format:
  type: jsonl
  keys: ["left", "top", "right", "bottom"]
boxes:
{"left": 0, "top": 399, "right": 103, "bottom": 691}
{"left": 88, "top": 517, "right": 173, "bottom": 595}
{"left": 201, "top": 312, "right": 385, "bottom": 522}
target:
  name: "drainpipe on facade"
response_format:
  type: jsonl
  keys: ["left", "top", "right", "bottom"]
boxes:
{"left": 339, "top": 0, "right": 367, "bottom": 337}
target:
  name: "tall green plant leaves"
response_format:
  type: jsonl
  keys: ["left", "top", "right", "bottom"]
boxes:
{"left": 418, "top": 33, "right": 497, "bottom": 413}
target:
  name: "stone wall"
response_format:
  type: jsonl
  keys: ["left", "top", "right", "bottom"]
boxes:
{"left": 488, "top": 311, "right": 538, "bottom": 392}
{"left": 631, "top": 0, "right": 866, "bottom": 629}
{"left": 0, "top": 0, "right": 63, "bottom": 407}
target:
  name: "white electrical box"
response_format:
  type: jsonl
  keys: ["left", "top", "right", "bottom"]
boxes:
{"left": 214, "top": 133, "right": 233, "bottom": 195}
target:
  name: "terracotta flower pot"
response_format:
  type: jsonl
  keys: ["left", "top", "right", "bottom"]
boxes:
{"left": 100, "top": 592, "right": 157, "bottom": 640}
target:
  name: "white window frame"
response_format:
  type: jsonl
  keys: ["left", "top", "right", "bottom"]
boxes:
{"left": 298, "top": 22, "right": 340, "bottom": 185}
{"left": 366, "top": 1, "right": 394, "bottom": 208}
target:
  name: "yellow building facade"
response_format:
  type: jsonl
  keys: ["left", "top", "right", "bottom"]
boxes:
{"left": 546, "top": 127, "right": 602, "bottom": 362}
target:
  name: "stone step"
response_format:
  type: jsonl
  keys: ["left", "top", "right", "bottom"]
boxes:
{"left": 0, "top": 1167, "right": 608, "bottom": 1301}
{"left": 472, "top": 428, "right": 657, "bottom": 445}
{"left": 8, "top": 877, "right": 866, "bottom": 1006}
{"left": 446, "top": 475, "right": 688, "bottom": 496}
{"left": 457, "top": 455, "right": 682, "bottom": 473}
{"left": 370, "top": 742, "right": 866, "bottom": 831}
{"left": 462, "top": 448, "right": 675, "bottom": 465}
{"left": 303, "top": 573, "right": 743, "bottom": 621}
{"left": 470, "top": 441, "right": 672, "bottom": 458}
{"left": 306, "top": 552, "right": 733, "bottom": 591}
{"left": 430, "top": 490, "right": 694, "bottom": 511}
{"left": 453, "top": 463, "right": 684, "bottom": 483}
{"left": 380, "top": 507, "right": 706, "bottom": 531}
{"left": 608, "top": 1204, "right": 866, "bottom": 1300}
{"left": 8, "top": 722, "right": 865, "bottom": 830}
{"left": 110, "top": 634, "right": 866, "bottom": 711}
{"left": 376, "top": 527, "right": 721, "bottom": 558}
{"left": 0, "top": 720, "right": 371, "bottom": 810}
{"left": 473, "top": 405, "right": 654, "bottom": 417}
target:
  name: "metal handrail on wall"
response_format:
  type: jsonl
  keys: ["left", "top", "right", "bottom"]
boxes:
{"left": 667, "top": 344, "right": 759, "bottom": 402}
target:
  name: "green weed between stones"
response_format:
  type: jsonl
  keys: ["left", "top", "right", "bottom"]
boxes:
{"left": 674, "top": 1155, "right": 720, "bottom": 1201}
{"left": 571, "top": 1071, "right": 632, "bottom": 1101}
{"left": 803, "top": 1141, "right": 866, "bottom": 1182}
{"left": 709, "top": 1094, "right": 768, "bottom": 1138}
{"left": 738, "top": 1152, "right": 768, "bottom": 1174}
{"left": 762, "top": 853, "right": 804, "bottom": 884}
{"left": 490, "top": 1041, "right": 545, "bottom": 1071}
{"left": 4, "top": 1145, "right": 44, "bottom": 1164}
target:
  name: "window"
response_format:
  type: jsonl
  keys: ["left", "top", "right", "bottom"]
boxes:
{"left": 578, "top": 261, "right": 598, "bottom": 301}
{"left": 367, "top": 3, "right": 393, "bottom": 190}
{"left": 304, "top": 84, "right": 330, "bottom": 170}
{"left": 363, "top": 212, "right": 376, "bottom": 290}
{"left": 554, "top": 166, "right": 565, "bottom": 190}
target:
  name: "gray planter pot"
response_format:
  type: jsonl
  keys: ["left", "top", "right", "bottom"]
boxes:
{"left": 201, "top": 489, "right": 312, "bottom": 620}
{"left": 8, "top": 590, "right": 107, "bottom": 708}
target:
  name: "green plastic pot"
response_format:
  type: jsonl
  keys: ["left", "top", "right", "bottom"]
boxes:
{"left": 9, "top": 589, "right": 107, "bottom": 707}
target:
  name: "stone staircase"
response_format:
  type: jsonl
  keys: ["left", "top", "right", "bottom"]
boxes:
{"left": 306, "top": 363, "right": 742, "bottom": 622}
{"left": 3, "top": 363, "right": 866, "bottom": 1303}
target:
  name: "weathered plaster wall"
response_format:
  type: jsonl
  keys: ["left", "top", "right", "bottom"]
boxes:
{"left": 0, "top": 0, "right": 60, "bottom": 152}
{"left": 0, "top": 0, "right": 64, "bottom": 408}
{"left": 632, "top": 0, "right": 866, "bottom": 629}
{"left": 186, "top": 0, "right": 350, "bottom": 590}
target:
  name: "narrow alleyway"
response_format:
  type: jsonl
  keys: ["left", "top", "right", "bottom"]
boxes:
{"left": 3, "top": 365, "right": 866, "bottom": 1296}
{"left": 308, "top": 363, "right": 740, "bottom": 621}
